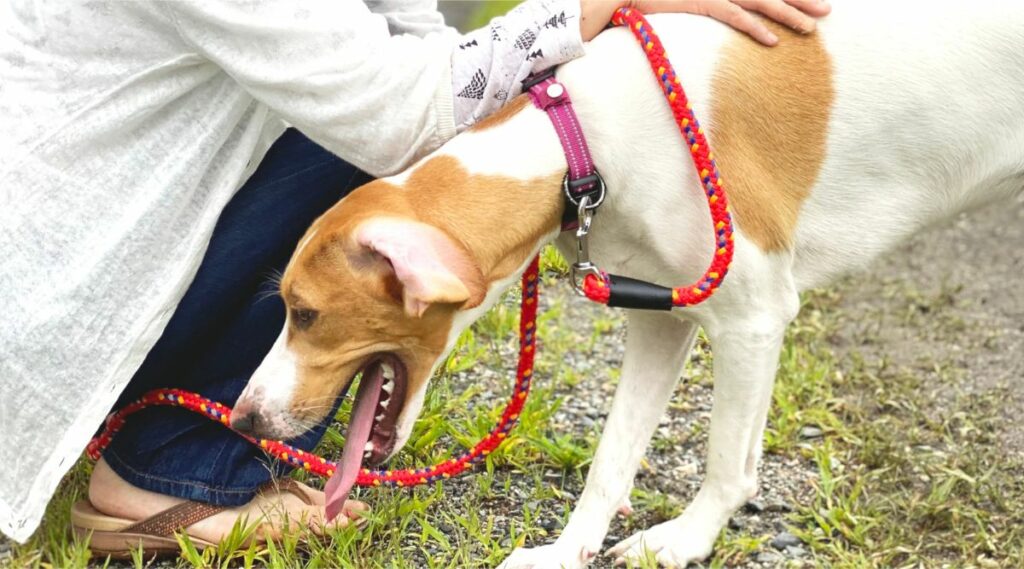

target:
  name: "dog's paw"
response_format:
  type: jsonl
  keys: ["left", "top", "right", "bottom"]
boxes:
{"left": 497, "top": 542, "right": 596, "bottom": 569}
{"left": 606, "top": 518, "right": 716, "bottom": 568}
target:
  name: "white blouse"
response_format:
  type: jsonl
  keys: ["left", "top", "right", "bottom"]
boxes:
{"left": 0, "top": 0, "right": 583, "bottom": 541}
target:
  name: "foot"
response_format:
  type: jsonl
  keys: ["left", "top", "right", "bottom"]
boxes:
{"left": 88, "top": 458, "right": 367, "bottom": 543}
{"left": 607, "top": 516, "right": 718, "bottom": 568}
{"left": 498, "top": 541, "right": 597, "bottom": 569}
{"left": 606, "top": 485, "right": 746, "bottom": 568}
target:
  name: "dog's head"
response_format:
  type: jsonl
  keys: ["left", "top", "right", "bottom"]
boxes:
{"left": 232, "top": 95, "right": 566, "bottom": 475}
{"left": 232, "top": 178, "right": 489, "bottom": 465}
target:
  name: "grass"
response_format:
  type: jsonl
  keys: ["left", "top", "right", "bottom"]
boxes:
{"left": 10, "top": 250, "right": 1023, "bottom": 568}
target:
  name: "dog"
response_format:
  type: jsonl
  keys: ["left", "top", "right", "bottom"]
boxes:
{"left": 232, "top": 2, "right": 1024, "bottom": 566}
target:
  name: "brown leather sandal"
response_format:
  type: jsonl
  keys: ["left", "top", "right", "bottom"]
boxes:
{"left": 70, "top": 478, "right": 319, "bottom": 558}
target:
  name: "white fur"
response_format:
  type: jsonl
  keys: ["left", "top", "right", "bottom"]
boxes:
{"left": 240, "top": 327, "right": 302, "bottom": 437}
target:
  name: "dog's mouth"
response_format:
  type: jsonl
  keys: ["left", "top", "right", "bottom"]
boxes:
{"left": 354, "top": 354, "right": 408, "bottom": 466}
{"left": 324, "top": 353, "right": 409, "bottom": 519}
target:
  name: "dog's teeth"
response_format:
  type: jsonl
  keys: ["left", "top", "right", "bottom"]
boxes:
{"left": 382, "top": 380, "right": 394, "bottom": 394}
{"left": 380, "top": 397, "right": 390, "bottom": 409}
{"left": 381, "top": 363, "right": 395, "bottom": 380}
{"left": 364, "top": 442, "right": 375, "bottom": 452}
{"left": 375, "top": 413, "right": 386, "bottom": 422}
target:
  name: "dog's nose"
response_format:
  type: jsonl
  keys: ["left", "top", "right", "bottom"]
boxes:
{"left": 231, "top": 410, "right": 260, "bottom": 435}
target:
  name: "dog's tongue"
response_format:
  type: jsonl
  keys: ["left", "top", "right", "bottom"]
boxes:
{"left": 324, "top": 363, "right": 383, "bottom": 521}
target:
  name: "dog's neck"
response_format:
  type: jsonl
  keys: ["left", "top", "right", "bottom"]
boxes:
{"left": 378, "top": 97, "right": 570, "bottom": 286}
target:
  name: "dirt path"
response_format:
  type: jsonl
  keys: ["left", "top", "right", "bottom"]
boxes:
{"left": 830, "top": 197, "right": 1024, "bottom": 455}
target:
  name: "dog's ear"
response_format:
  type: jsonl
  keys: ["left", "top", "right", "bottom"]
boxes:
{"left": 354, "top": 218, "right": 485, "bottom": 317}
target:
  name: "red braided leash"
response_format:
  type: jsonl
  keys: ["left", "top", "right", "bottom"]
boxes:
{"left": 582, "top": 8, "right": 735, "bottom": 308}
{"left": 86, "top": 9, "right": 730, "bottom": 490}
{"left": 88, "top": 258, "right": 540, "bottom": 488}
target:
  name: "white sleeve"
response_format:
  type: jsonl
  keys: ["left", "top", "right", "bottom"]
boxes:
{"left": 450, "top": 0, "right": 584, "bottom": 131}
{"left": 161, "top": 0, "right": 584, "bottom": 176}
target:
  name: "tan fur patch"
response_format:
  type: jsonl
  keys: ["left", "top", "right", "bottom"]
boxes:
{"left": 278, "top": 157, "right": 564, "bottom": 425}
{"left": 709, "top": 22, "right": 834, "bottom": 252}
{"left": 335, "top": 155, "right": 564, "bottom": 283}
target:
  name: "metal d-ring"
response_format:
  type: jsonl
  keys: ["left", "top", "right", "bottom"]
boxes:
{"left": 562, "top": 170, "right": 606, "bottom": 211}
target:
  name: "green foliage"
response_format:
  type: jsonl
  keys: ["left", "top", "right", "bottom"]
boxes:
{"left": 463, "top": 1, "right": 522, "bottom": 31}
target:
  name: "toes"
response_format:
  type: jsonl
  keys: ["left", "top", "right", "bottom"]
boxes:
{"left": 343, "top": 499, "right": 369, "bottom": 514}
{"left": 337, "top": 499, "right": 370, "bottom": 528}
{"left": 607, "top": 532, "right": 642, "bottom": 558}
{"left": 655, "top": 549, "right": 685, "bottom": 569}
{"left": 499, "top": 544, "right": 589, "bottom": 569}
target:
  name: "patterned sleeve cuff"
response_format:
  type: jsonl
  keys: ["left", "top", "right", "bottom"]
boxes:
{"left": 450, "top": 0, "right": 585, "bottom": 131}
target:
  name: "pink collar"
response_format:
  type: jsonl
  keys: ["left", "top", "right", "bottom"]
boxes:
{"left": 524, "top": 71, "right": 605, "bottom": 231}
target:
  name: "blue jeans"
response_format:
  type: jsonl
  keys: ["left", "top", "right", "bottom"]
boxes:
{"left": 103, "top": 129, "right": 367, "bottom": 506}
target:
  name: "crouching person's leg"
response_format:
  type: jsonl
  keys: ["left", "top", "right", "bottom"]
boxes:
{"left": 76, "top": 129, "right": 370, "bottom": 553}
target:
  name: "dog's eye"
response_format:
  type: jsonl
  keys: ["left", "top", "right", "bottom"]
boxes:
{"left": 291, "top": 308, "right": 319, "bottom": 330}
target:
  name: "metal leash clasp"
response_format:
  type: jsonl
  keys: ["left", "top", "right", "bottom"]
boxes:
{"left": 570, "top": 194, "right": 602, "bottom": 296}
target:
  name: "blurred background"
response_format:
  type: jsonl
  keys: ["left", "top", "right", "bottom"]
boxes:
{"left": 438, "top": 0, "right": 521, "bottom": 32}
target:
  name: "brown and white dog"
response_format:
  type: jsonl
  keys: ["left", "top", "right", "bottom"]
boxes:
{"left": 233, "top": 2, "right": 1024, "bottom": 567}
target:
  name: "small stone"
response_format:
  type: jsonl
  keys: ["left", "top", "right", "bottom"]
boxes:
{"left": 539, "top": 518, "right": 560, "bottom": 531}
{"left": 786, "top": 545, "right": 807, "bottom": 558}
{"left": 799, "top": 426, "right": 824, "bottom": 439}
{"left": 673, "top": 462, "right": 699, "bottom": 477}
{"left": 743, "top": 499, "right": 766, "bottom": 513}
{"left": 765, "top": 500, "right": 793, "bottom": 513}
{"left": 755, "top": 550, "right": 784, "bottom": 564}
{"left": 977, "top": 556, "right": 1000, "bottom": 568}
{"left": 603, "top": 535, "right": 621, "bottom": 547}
{"left": 728, "top": 517, "right": 744, "bottom": 530}
{"left": 770, "top": 531, "right": 802, "bottom": 550}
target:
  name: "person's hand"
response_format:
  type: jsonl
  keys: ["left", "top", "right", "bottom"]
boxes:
{"left": 579, "top": 0, "right": 833, "bottom": 45}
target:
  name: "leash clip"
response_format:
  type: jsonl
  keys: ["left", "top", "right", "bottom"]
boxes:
{"left": 570, "top": 195, "right": 601, "bottom": 296}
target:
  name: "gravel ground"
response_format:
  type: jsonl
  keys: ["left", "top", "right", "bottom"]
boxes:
{"left": 432, "top": 277, "right": 820, "bottom": 569}
{"left": 5, "top": 198, "right": 1020, "bottom": 567}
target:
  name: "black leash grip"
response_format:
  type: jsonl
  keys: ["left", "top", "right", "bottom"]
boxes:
{"left": 605, "top": 274, "right": 675, "bottom": 311}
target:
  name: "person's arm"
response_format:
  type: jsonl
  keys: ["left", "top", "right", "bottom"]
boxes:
{"left": 158, "top": 0, "right": 830, "bottom": 177}
{"left": 361, "top": 0, "right": 586, "bottom": 131}
{"left": 159, "top": 1, "right": 584, "bottom": 177}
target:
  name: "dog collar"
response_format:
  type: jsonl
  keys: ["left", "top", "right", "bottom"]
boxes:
{"left": 523, "top": 70, "right": 606, "bottom": 232}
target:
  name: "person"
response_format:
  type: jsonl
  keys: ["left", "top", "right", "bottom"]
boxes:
{"left": 0, "top": 0, "right": 830, "bottom": 550}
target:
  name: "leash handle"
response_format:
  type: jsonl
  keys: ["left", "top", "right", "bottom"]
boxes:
{"left": 87, "top": 257, "right": 541, "bottom": 489}
{"left": 583, "top": 8, "right": 735, "bottom": 308}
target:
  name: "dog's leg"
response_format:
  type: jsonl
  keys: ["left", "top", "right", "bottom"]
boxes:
{"left": 608, "top": 306, "right": 794, "bottom": 567}
{"left": 498, "top": 311, "right": 697, "bottom": 569}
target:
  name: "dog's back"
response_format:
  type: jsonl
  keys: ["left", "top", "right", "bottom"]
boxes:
{"left": 556, "top": 1, "right": 1024, "bottom": 292}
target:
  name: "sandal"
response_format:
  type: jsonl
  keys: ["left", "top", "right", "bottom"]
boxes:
{"left": 71, "top": 478, "right": 321, "bottom": 558}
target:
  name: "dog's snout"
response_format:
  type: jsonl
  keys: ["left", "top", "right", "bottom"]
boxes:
{"left": 231, "top": 411, "right": 259, "bottom": 435}
{"left": 231, "top": 395, "right": 264, "bottom": 435}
